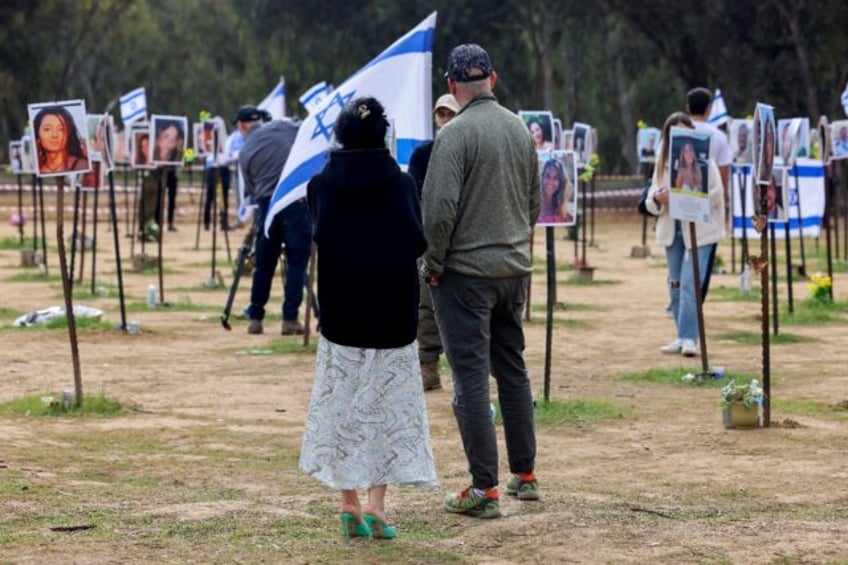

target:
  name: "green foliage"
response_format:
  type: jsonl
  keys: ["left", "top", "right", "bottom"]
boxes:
{"left": 41, "top": 315, "right": 112, "bottom": 331}
{"left": 0, "top": 237, "right": 32, "bottom": 249}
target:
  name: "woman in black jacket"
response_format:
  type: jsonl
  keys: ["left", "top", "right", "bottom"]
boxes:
{"left": 299, "top": 97, "right": 437, "bottom": 540}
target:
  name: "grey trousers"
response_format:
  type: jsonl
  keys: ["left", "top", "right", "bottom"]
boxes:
{"left": 418, "top": 276, "right": 443, "bottom": 363}
{"left": 431, "top": 271, "right": 536, "bottom": 489}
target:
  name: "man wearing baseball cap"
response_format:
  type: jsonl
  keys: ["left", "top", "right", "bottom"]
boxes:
{"left": 421, "top": 44, "right": 541, "bottom": 518}
{"left": 408, "top": 93, "right": 459, "bottom": 392}
{"left": 236, "top": 105, "right": 312, "bottom": 336}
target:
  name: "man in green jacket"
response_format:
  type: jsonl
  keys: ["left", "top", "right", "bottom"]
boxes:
{"left": 421, "top": 43, "right": 541, "bottom": 519}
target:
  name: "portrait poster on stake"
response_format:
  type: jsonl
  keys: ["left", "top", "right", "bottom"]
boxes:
{"left": 20, "top": 135, "right": 36, "bottom": 174}
{"left": 113, "top": 126, "right": 130, "bottom": 165}
{"left": 829, "top": 119, "right": 848, "bottom": 160}
{"left": 150, "top": 115, "right": 187, "bottom": 166}
{"left": 563, "top": 129, "right": 574, "bottom": 151}
{"left": 518, "top": 110, "right": 555, "bottom": 152}
{"left": 730, "top": 119, "right": 754, "bottom": 164}
{"left": 9, "top": 141, "right": 23, "bottom": 173}
{"left": 752, "top": 102, "right": 776, "bottom": 186}
{"left": 130, "top": 125, "right": 152, "bottom": 170}
{"left": 536, "top": 150, "right": 577, "bottom": 227}
{"left": 192, "top": 123, "right": 206, "bottom": 158}
{"left": 762, "top": 166, "right": 789, "bottom": 222}
{"left": 552, "top": 118, "right": 563, "bottom": 150}
{"left": 637, "top": 127, "right": 660, "bottom": 164}
{"left": 777, "top": 117, "right": 808, "bottom": 166}
{"left": 27, "top": 99, "right": 91, "bottom": 178}
{"left": 571, "top": 122, "right": 591, "bottom": 165}
{"left": 668, "top": 126, "right": 711, "bottom": 224}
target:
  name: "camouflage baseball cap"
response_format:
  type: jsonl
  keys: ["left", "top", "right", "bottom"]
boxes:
{"left": 445, "top": 44, "right": 493, "bottom": 82}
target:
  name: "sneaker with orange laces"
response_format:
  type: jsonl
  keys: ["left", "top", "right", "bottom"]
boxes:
{"left": 444, "top": 486, "right": 501, "bottom": 518}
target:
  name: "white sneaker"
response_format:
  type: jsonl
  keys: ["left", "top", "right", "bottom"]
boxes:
{"left": 681, "top": 339, "right": 697, "bottom": 357}
{"left": 660, "top": 339, "right": 683, "bottom": 354}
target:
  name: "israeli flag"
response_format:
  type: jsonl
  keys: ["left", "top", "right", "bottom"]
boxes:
{"left": 119, "top": 87, "right": 147, "bottom": 125}
{"left": 732, "top": 159, "right": 825, "bottom": 239}
{"left": 841, "top": 82, "right": 848, "bottom": 117}
{"left": 299, "top": 81, "right": 333, "bottom": 115}
{"left": 708, "top": 89, "right": 729, "bottom": 127}
{"left": 265, "top": 11, "right": 436, "bottom": 234}
{"left": 258, "top": 77, "right": 286, "bottom": 121}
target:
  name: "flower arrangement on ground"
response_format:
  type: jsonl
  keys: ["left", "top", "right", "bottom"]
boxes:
{"left": 806, "top": 273, "right": 832, "bottom": 306}
{"left": 721, "top": 379, "right": 764, "bottom": 408}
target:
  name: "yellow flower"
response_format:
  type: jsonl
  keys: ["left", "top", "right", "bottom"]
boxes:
{"left": 198, "top": 110, "right": 211, "bottom": 123}
{"left": 637, "top": 119, "right": 647, "bottom": 130}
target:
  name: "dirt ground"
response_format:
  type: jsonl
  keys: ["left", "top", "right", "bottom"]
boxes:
{"left": 1, "top": 190, "right": 847, "bottom": 564}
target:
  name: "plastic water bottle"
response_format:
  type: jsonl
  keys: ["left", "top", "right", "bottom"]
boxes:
{"left": 147, "top": 284, "right": 157, "bottom": 308}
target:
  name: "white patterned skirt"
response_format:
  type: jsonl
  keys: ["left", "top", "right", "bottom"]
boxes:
{"left": 299, "top": 336, "right": 439, "bottom": 490}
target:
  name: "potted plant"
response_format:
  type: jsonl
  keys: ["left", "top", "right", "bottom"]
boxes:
{"left": 721, "top": 379, "right": 764, "bottom": 429}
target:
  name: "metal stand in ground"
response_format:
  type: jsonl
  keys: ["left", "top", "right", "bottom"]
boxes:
{"left": 55, "top": 175, "right": 84, "bottom": 407}
{"left": 770, "top": 222, "right": 780, "bottom": 336}
{"left": 543, "top": 226, "right": 555, "bottom": 402}
{"left": 824, "top": 162, "right": 835, "bottom": 300}
{"left": 687, "top": 223, "right": 710, "bottom": 378}
{"left": 106, "top": 169, "right": 128, "bottom": 330}
{"left": 589, "top": 174, "right": 596, "bottom": 247}
{"left": 70, "top": 181, "right": 81, "bottom": 289}
{"left": 221, "top": 220, "right": 258, "bottom": 330}
{"left": 89, "top": 164, "right": 101, "bottom": 294}
{"left": 792, "top": 164, "right": 808, "bottom": 277}
{"left": 16, "top": 174, "right": 24, "bottom": 245}
{"left": 194, "top": 165, "right": 206, "bottom": 250}
{"left": 156, "top": 172, "right": 166, "bottom": 306}
{"left": 783, "top": 217, "right": 794, "bottom": 315}
{"left": 30, "top": 174, "right": 39, "bottom": 259}
{"left": 37, "top": 177, "right": 48, "bottom": 275}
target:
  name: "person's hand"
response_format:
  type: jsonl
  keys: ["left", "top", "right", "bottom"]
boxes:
{"left": 654, "top": 186, "right": 670, "bottom": 205}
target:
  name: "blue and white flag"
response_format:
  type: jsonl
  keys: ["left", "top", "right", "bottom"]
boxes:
{"left": 266, "top": 12, "right": 436, "bottom": 234}
{"left": 119, "top": 87, "right": 147, "bottom": 125}
{"left": 708, "top": 89, "right": 729, "bottom": 127}
{"left": 732, "top": 159, "right": 825, "bottom": 239}
{"left": 841, "top": 82, "right": 848, "bottom": 117}
{"left": 298, "top": 81, "right": 333, "bottom": 115}
{"left": 258, "top": 77, "right": 286, "bottom": 121}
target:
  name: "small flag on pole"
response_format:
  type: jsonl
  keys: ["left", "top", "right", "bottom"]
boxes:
{"left": 708, "top": 89, "right": 729, "bottom": 127}
{"left": 258, "top": 77, "right": 286, "bottom": 121}
{"left": 119, "top": 87, "right": 147, "bottom": 125}
{"left": 298, "top": 81, "right": 333, "bottom": 115}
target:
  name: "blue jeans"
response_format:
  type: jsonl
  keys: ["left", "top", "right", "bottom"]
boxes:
{"left": 247, "top": 197, "right": 312, "bottom": 322}
{"left": 431, "top": 272, "right": 536, "bottom": 490}
{"left": 665, "top": 223, "right": 715, "bottom": 341}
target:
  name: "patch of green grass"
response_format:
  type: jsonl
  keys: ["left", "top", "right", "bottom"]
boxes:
{"left": 772, "top": 398, "right": 848, "bottom": 420}
{"left": 0, "top": 306, "right": 20, "bottom": 318}
{"left": 0, "top": 236, "right": 33, "bottom": 249}
{"left": 0, "top": 391, "right": 124, "bottom": 417}
{"left": 72, "top": 285, "right": 121, "bottom": 299}
{"left": 716, "top": 330, "right": 815, "bottom": 345}
{"left": 709, "top": 284, "right": 762, "bottom": 302}
{"left": 40, "top": 315, "right": 112, "bottom": 331}
{"left": 618, "top": 367, "right": 753, "bottom": 389}
{"left": 530, "top": 302, "right": 605, "bottom": 313}
{"left": 780, "top": 300, "right": 848, "bottom": 325}
{"left": 526, "top": 316, "right": 590, "bottom": 329}
{"left": 241, "top": 339, "right": 318, "bottom": 355}
{"left": 527, "top": 398, "right": 624, "bottom": 425}
{"left": 6, "top": 271, "right": 61, "bottom": 283}
{"left": 565, "top": 276, "right": 619, "bottom": 285}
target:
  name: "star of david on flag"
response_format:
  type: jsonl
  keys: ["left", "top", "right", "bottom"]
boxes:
{"left": 264, "top": 12, "right": 437, "bottom": 235}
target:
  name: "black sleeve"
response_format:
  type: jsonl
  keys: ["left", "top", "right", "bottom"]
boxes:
{"left": 407, "top": 143, "right": 431, "bottom": 198}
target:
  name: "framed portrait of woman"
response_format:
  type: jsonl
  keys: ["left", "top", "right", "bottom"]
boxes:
{"left": 730, "top": 119, "right": 753, "bottom": 165}
{"left": 668, "top": 126, "right": 711, "bottom": 224}
{"left": 752, "top": 102, "right": 776, "bottom": 186}
{"left": 27, "top": 99, "right": 91, "bottom": 178}
{"left": 20, "top": 135, "right": 36, "bottom": 174}
{"left": 637, "top": 127, "right": 660, "bottom": 164}
{"left": 829, "top": 119, "right": 848, "bottom": 161}
{"left": 536, "top": 150, "right": 577, "bottom": 227}
{"left": 131, "top": 127, "right": 152, "bottom": 170}
{"left": 518, "top": 110, "right": 555, "bottom": 152}
{"left": 9, "top": 141, "right": 23, "bottom": 174}
{"left": 777, "top": 117, "right": 808, "bottom": 167}
{"left": 818, "top": 116, "right": 831, "bottom": 163}
{"left": 192, "top": 123, "right": 206, "bottom": 158}
{"left": 150, "top": 114, "right": 188, "bottom": 166}
{"left": 571, "top": 122, "right": 592, "bottom": 165}
{"left": 113, "top": 127, "right": 130, "bottom": 166}
{"left": 552, "top": 118, "right": 563, "bottom": 150}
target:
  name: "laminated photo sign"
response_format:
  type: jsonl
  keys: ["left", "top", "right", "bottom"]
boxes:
{"left": 668, "top": 126, "right": 711, "bottom": 224}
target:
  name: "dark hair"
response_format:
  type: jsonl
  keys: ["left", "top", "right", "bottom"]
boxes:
{"left": 686, "top": 87, "right": 713, "bottom": 116}
{"left": 34, "top": 105, "right": 87, "bottom": 160}
{"left": 657, "top": 111, "right": 694, "bottom": 176}
{"left": 541, "top": 159, "right": 567, "bottom": 211}
{"left": 334, "top": 97, "right": 388, "bottom": 150}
